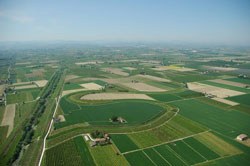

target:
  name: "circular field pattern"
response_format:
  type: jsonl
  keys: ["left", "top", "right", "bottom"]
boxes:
{"left": 56, "top": 97, "right": 165, "bottom": 128}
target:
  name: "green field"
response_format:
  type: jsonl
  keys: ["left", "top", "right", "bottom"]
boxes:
{"left": 122, "top": 131, "right": 237, "bottom": 166}
{"left": 227, "top": 94, "right": 250, "bottom": 106}
{"left": 7, "top": 89, "right": 40, "bottom": 104}
{"left": 226, "top": 78, "right": 250, "bottom": 85}
{"left": 88, "top": 144, "right": 129, "bottom": 166}
{"left": 174, "top": 90, "right": 203, "bottom": 98}
{"left": 128, "top": 115, "right": 206, "bottom": 148}
{"left": 124, "top": 151, "right": 155, "bottom": 166}
{"left": 167, "top": 141, "right": 206, "bottom": 165}
{"left": 171, "top": 99, "right": 250, "bottom": 138}
{"left": 45, "top": 136, "right": 95, "bottom": 166}
{"left": 143, "top": 148, "right": 169, "bottom": 165}
{"left": 154, "top": 145, "right": 187, "bottom": 165}
{"left": 46, "top": 139, "right": 84, "bottom": 165}
{"left": 202, "top": 80, "right": 250, "bottom": 93}
{"left": 57, "top": 99, "right": 165, "bottom": 128}
{"left": 183, "top": 137, "right": 220, "bottom": 160}
{"left": 194, "top": 132, "right": 241, "bottom": 156}
{"left": 73, "top": 136, "right": 95, "bottom": 165}
{"left": 111, "top": 134, "right": 139, "bottom": 153}
{"left": 148, "top": 93, "right": 182, "bottom": 102}
{"left": 63, "top": 83, "right": 82, "bottom": 90}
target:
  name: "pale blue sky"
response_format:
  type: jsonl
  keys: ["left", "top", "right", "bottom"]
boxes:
{"left": 0, "top": 0, "right": 249, "bottom": 45}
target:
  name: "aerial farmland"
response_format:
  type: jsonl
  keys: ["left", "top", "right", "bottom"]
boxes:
{"left": 0, "top": 44, "right": 250, "bottom": 166}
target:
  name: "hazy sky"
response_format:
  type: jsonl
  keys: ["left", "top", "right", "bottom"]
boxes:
{"left": 0, "top": 0, "right": 249, "bottom": 45}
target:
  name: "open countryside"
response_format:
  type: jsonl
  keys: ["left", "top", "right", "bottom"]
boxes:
{"left": 0, "top": 0, "right": 250, "bottom": 166}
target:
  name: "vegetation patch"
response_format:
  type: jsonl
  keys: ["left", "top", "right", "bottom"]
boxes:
{"left": 167, "top": 140, "right": 206, "bottom": 165}
{"left": 56, "top": 100, "right": 165, "bottom": 128}
{"left": 124, "top": 151, "right": 154, "bottom": 166}
{"left": 148, "top": 93, "right": 182, "bottom": 102}
{"left": 111, "top": 134, "right": 139, "bottom": 153}
{"left": 171, "top": 99, "right": 250, "bottom": 138}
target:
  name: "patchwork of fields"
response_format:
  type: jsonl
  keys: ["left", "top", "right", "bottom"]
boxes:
{"left": 2, "top": 48, "right": 250, "bottom": 166}
{"left": 47, "top": 60, "right": 250, "bottom": 166}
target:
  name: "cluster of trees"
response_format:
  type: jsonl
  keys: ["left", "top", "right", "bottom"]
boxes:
{"left": 91, "top": 130, "right": 105, "bottom": 139}
{"left": 9, "top": 70, "right": 63, "bottom": 164}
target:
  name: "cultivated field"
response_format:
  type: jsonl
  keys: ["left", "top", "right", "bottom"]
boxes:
{"left": 80, "top": 82, "right": 103, "bottom": 90}
{"left": 56, "top": 99, "right": 165, "bottom": 128}
{"left": 136, "top": 74, "right": 171, "bottom": 82}
{"left": 203, "top": 65, "right": 238, "bottom": 71}
{"left": 187, "top": 82, "right": 244, "bottom": 98}
{"left": 80, "top": 93, "right": 155, "bottom": 101}
{"left": 102, "top": 68, "right": 129, "bottom": 76}
{"left": 1, "top": 104, "right": 16, "bottom": 137}
{"left": 209, "top": 79, "right": 250, "bottom": 88}
{"left": 122, "top": 82, "right": 166, "bottom": 92}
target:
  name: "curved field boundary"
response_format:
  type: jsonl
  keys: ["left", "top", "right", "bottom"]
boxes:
{"left": 80, "top": 93, "right": 155, "bottom": 101}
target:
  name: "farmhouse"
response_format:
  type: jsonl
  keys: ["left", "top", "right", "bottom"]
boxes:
{"left": 236, "top": 134, "right": 248, "bottom": 141}
{"left": 90, "top": 133, "right": 111, "bottom": 147}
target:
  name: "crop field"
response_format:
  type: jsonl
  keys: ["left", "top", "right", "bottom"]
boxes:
{"left": 227, "top": 93, "right": 250, "bottom": 106}
{"left": 173, "top": 90, "right": 203, "bottom": 98}
{"left": 45, "top": 136, "right": 95, "bottom": 166}
{"left": 1, "top": 43, "right": 250, "bottom": 166}
{"left": 111, "top": 134, "right": 139, "bottom": 153}
{"left": 88, "top": 144, "right": 129, "bottom": 165}
{"left": 7, "top": 89, "right": 40, "bottom": 104}
{"left": 167, "top": 141, "right": 206, "bottom": 164}
{"left": 124, "top": 151, "right": 155, "bottom": 165}
{"left": 201, "top": 80, "right": 250, "bottom": 93}
{"left": 225, "top": 78, "right": 250, "bottom": 85}
{"left": 148, "top": 93, "right": 182, "bottom": 102}
{"left": 170, "top": 99, "right": 250, "bottom": 138}
{"left": 122, "top": 132, "right": 241, "bottom": 166}
{"left": 183, "top": 137, "right": 220, "bottom": 160}
{"left": 127, "top": 115, "right": 207, "bottom": 148}
{"left": 63, "top": 83, "right": 82, "bottom": 90}
{"left": 56, "top": 99, "right": 164, "bottom": 128}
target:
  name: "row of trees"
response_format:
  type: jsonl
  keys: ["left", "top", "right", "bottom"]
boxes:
{"left": 9, "top": 69, "right": 63, "bottom": 165}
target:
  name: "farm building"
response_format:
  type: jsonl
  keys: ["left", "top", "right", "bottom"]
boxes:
{"left": 236, "top": 134, "right": 248, "bottom": 141}
{"left": 90, "top": 133, "right": 111, "bottom": 147}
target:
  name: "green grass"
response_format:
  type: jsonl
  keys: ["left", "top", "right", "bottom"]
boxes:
{"left": 88, "top": 144, "right": 129, "bottom": 166}
{"left": 111, "top": 134, "right": 139, "bottom": 153}
{"left": 0, "top": 126, "right": 8, "bottom": 145}
{"left": 226, "top": 78, "right": 250, "bottom": 85}
{"left": 57, "top": 100, "right": 164, "bottom": 128}
{"left": 7, "top": 89, "right": 39, "bottom": 104}
{"left": 174, "top": 90, "right": 203, "bottom": 98}
{"left": 143, "top": 148, "right": 170, "bottom": 165}
{"left": 59, "top": 97, "right": 80, "bottom": 114}
{"left": 124, "top": 151, "right": 155, "bottom": 166}
{"left": 148, "top": 93, "right": 182, "bottom": 102}
{"left": 183, "top": 137, "right": 220, "bottom": 160}
{"left": 199, "top": 154, "right": 250, "bottom": 166}
{"left": 73, "top": 136, "right": 95, "bottom": 165}
{"left": 63, "top": 83, "right": 82, "bottom": 90}
{"left": 227, "top": 94, "right": 250, "bottom": 107}
{"left": 194, "top": 132, "right": 241, "bottom": 156}
{"left": 45, "top": 139, "right": 84, "bottom": 166}
{"left": 128, "top": 115, "right": 206, "bottom": 148}
{"left": 154, "top": 145, "right": 187, "bottom": 165}
{"left": 171, "top": 99, "right": 250, "bottom": 138}
{"left": 167, "top": 141, "right": 206, "bottom": 165}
